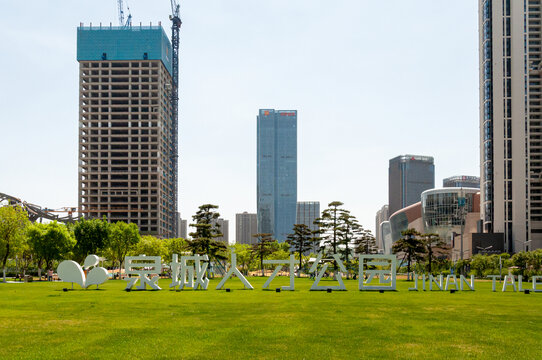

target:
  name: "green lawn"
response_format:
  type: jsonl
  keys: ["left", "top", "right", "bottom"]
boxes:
{"left": 0, "top": 276, "right": 541, "bottom": 359}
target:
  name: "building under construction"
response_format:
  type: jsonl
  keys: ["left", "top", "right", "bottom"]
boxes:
{"left": 77, "top": 23, "right": 178, "bottom": 238}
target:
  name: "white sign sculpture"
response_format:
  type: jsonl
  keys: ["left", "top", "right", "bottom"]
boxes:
{"left": 309, "top": 253, "right": 346, "bottom": 291}
{"left": 358, "top": 254, "right": 396, "bottom": 291}
{"left": 408, "top": 273, "right": 475, "bottom": 291}
{"left": 124, "top": 255, "right": 162, "bottom": 290}
{"left": 216, "top": 249, "right": 253, "bottom": 290}
{"left": 57, "top": 254, "right": 109, "bottom": 289}
{"left": 170, "top": 254, "right": 209, "bottom": 290}
{"left": 262, "top": 254, "right": 296, "bottom": 291}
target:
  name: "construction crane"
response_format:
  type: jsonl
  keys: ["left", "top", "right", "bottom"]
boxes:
{"left": 117, "top": 0, "right": 132, "bottom": 27}
{"left": 169, "top": 0, "right": 181, "bottom": 237}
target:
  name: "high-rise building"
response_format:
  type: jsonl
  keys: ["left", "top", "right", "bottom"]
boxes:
{"left": 296, "top": 201, "right": 320, "bottom": 231}
{"left": 388, "top": 155, "right": 435, "bottom": 216}
{"left": 213, "top": 218, "right": 229, "bottom": 244}
{"left": 77, "top": 24, "right": 177, "bottom": 238}
{"left": 236, "top": 212, "right": 258, "bottom": 245}
{"left": 479, "top": 0, "right": 542, "bottom": 251}
{"left": 180, "top": 219, "right": 188, "bottom": 239}
{"left": 375, "top": 205, "right": 389, "bottom": 250}
{"left": 443, "top": 176, "right": 480, "bottom": 189}
{"left": 296, "top": 201, "right": 320, "bottom": 253}
{"left": 257, "top": 109, "right": 297, "bottom": 242}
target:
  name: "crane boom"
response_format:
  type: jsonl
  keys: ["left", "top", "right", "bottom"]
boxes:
{"left": 169, "top": 0, "right": 181, "bottom": 237}
{"left": 117, "top": 0, "right": 132, "bottom": 27}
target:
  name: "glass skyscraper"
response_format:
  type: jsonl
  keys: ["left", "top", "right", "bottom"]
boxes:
{"left": 257, "top": 109, "right": 297, "bottom": 242}
{"left": 388, "top": 155, "right": 435, "bottom": 216}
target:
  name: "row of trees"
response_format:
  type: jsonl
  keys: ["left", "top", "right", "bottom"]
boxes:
{"left": 392, "top": 229, "right": 450, "bottom": 278}
{"left": 250, "top": 201, "right": 377, "bottom": 278}
{"left": 0, "top": 201, "right": 376, "bottom": 281}
{"left": 468, "top": 250, "right": 542, "bottom": 279}
{"left": 0, "top": 203, "right": 143, "bottom": 282}
{"left": 392, "top": 228, "right": 542, "bottom": 279}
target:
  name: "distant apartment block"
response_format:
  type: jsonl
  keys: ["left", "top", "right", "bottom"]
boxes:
{"left": 180, "top": 219, "right": 187, "bottom": 239}
{"left": 375, "top": 205, "right": 389, "bottom": 251}
{"left": 213, "top": 218, "right": 229, "bottom": 244}
{"left": 236, "top": 212, "right": 258, "bottom": 245}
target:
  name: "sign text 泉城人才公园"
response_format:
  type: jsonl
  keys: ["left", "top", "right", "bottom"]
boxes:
{"left": 56, "top": 251, "right": 542, "bottom": 293}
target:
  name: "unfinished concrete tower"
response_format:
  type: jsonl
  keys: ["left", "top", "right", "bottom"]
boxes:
{"left": 77, "top": 23, "right": 178, "bottom": 238}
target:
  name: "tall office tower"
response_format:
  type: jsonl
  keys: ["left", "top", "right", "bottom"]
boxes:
{"left": 443, "top": 176, "right": 480, "bottom": 189}
{"left": 479, "top": 0, "right": 542, "bottom": 251}
{"left": 77, "top": 24, "right": 177, "bottom": 238}
{"left": 375, "top": 205, "right": 389, "bottom": 250}
{"left": 213, "top": 218, "right": 229, "bottom": 244}
{"left": 257, "top": 109, "right": 297, "bottom": 242}
{"left": 388, "top": 155, "right": 434, "bottom": 216}
{"left": 236, "top": 212, "right": 258, "bottom": 245}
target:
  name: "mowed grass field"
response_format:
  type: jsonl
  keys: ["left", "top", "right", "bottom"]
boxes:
{"left": 0, "top": 276, "right": 541, "bottom": 360}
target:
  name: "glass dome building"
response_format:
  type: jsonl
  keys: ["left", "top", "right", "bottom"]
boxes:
{"left": 421, "top": 188, "right": 480, "bottom": 243}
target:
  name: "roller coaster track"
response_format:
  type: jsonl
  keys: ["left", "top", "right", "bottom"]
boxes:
{"left": 0, "top": 192, "right": 79, "bottom": 224}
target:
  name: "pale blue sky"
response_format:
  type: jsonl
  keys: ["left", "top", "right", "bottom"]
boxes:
{"left": 0, "top": 0, "right": 479, "bottom": 239}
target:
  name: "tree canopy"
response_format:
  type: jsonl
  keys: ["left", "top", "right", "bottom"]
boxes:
{"left": 27, "top": 222, "right": 75, "bottom": 271}
{"left": 73, "top": 218, "right": 110, "bottom": 262}
{"left": 0, "top": 205, "right": 30, "bottom": 282}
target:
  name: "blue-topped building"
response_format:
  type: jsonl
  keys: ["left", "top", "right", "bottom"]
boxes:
{"left": 77, "top": 25, "right": 172, "bottom": 75}
{"left": 257, "top": 109, "right": 297, "bottom": 242}
{"left": 77, "top": 24, "right": 178, "bottom": 238}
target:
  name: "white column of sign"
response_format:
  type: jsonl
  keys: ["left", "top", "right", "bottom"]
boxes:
{"left": 429, "top": 275, "right": 443, "bottom": 291}
{"left": 216, "top": 249, "right": 254, "bottom": 290}
{"left": 460, "top": 275, "right": 475, "bottom": 291}
{"left": 533, "top": 276, "right": 542, "bottom": 292}
{"left": 487, "top": 275, "right": 500, "bottom": 292}
{"left": 502, "top": 275, "right": 516, "bottom": 292}
{"left": 444, "top": 275, "right": 459, "bottom": 291}
{"left": 408, "top": 272, "right": 418, "bottom": 291}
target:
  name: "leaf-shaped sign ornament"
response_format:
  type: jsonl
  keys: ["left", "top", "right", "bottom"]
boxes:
{"left": 57, "top": 255, "right": 109, "bottom": 289}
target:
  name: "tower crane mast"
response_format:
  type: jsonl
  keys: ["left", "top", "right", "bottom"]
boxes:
{"left": 169, "top": 0, "right": 181, "bottom": 236}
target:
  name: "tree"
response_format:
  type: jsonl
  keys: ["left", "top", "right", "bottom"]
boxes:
{"left": 14, "top": 242, "right": 33, "bottom": 278}
{"left": 392, "top": 229, "right": 426, "bottom": 280}
{"left": 232, "top": 244, "right": 253, "bottom": 275}
{"left": 164, "top": 237, "right": 189, "bottom": 263}
{"left": 189, "top": 204, "right": 224, "bottom": 261}
{"left": 287, "top": 224, "right": 313, "bottom": 277}
{"left": 73, "top": 218, "right": 110, "bottom": 262}
{"left": 354, "top": 229, "right": 377, "bottom": 255}
{"left": 511, "top": 251, "right": 530, "bottom": 278}
{"left": 106, "top": 222, "right": 140, "bottom": 277}
{"left": 315, "top": 201, "right": 345, "bottom": 256}
{"left": 470, "top": 254, "right": 492, "bottom": 278}
{"left": 421, "top": 233, "right": 450, "bottom": 274}
{"left": 27, "top": 222, "right": 75, "bottom": 273}
{"left": 0, "top": 205, "right": 30, "bottom": 282}
{"left": 131, "top": 235, "right": 167, "bottom": 258}
{"left": 251, "top": 233, "right": 274, "bottom": 276}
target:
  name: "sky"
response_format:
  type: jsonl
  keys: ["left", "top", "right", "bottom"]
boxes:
{"left": 0, "top": 0, "right": 480, "bottom": 241}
